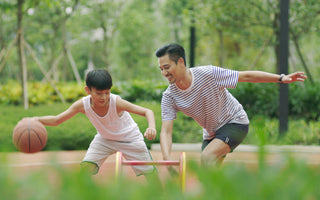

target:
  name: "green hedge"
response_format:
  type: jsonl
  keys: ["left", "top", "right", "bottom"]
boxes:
{"left": 0, "top": 80, "right": 167, "bottom": 105}
{"left": 0, "top": 80, "right": 87, "bottom": 105}
{"left": 1, "top": 102, "right": 320, "bottom": 152}
{"left": 230, "top": 80, "right": 320, "bottom": 121}
{"left": 1, "top": 80, "right": 318, "bottom": 120}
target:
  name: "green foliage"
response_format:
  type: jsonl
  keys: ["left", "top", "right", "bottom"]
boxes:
{"left": 171, "top": 114, "right": 202, "bottom": 143}
{"left": 119, "top": 79, "right": 167, "bottom": 102}
{"left": 45, "top": 113, "right": 95, "bottom": 151}
{"left": 128, "top": 101, "right": 162, "bottom": 148}
{"left": 112, "top": 0, "right": 158, "bottom": 78}
{"left": 289, "top": 82, "right": 320, "bottom": 121}
{"left": 1, "top": 0, "right": 320, "bottom": 85}
{"left": 0, "top": 81, "right": 87, "bottom": 105}
{"left": 231, "top": 82, "right": 279, "bottom": 118}
{"left": 0, "top": 80, "right": 167, "bottom": 106}
{"left": 230, "top": 80, "right": 320, "bottom": 121}
{"left": 0, "top": 80, "right": 22, "bottom": 105}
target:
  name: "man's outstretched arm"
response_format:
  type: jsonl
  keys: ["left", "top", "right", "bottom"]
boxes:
{"left": 238, "top": 71, "right": 307, "bottom": 83}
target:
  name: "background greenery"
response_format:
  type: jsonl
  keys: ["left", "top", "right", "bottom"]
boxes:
{"left": 1, "top": 0, "right": 320, "bottom": 83}
{"left": 1, "top": 81, "right": 320, "bottom": 152}
{"left": 1, "top": 2, "right": 320, "bottom": 198}
{"left": 0, "top": 0, "right": 319, "bottom": 151}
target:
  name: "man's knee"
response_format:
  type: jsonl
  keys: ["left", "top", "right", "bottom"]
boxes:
{"left": 201, "top": 139, "right": 230, "bottom": 166}
{"left": 80, "top": 161, "right": 99, "bottom": 175}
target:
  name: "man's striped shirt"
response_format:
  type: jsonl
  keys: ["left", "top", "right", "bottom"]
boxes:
{"left": 161, "top": 65, "right": 249, "bottom": 140}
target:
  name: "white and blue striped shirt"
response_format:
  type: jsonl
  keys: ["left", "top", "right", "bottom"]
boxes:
{"left": 161, "top": 65, "right": 249, "bottom": 140}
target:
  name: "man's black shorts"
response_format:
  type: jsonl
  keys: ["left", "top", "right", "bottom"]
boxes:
{"left": 201, "top": 123, "right": 249, "bottom": 152}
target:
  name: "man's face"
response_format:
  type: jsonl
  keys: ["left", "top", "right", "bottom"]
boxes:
{"left": 158, "top": 54, "right": 181, "bottom": 84}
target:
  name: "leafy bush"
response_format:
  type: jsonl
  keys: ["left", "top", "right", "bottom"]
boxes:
{"left": 1, "top": 80, "right": 318, "bottom": 120}
{"left": 289, "top": 82, "right": 320, "bottom": 121}
{"left": 0, "top": 80, "right": 167, "bottom": 105}
{"left": 230, "top": 80, "right": 319, "bottom": 121}
{"left": 118, "top": 79, "right": 167, "bottom": 102}
{"left": 0, "top": 81, "right": 87, "bottom": 105}
{"left": 0, "top": 80, "right": 22, "bottom": 105}
{"left": 231, "top": 82, "right": 279, "bottom": 118}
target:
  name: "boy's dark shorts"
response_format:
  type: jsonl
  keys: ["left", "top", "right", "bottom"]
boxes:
{"left": 201, "top": 123, "right": 249, "bottom": 152}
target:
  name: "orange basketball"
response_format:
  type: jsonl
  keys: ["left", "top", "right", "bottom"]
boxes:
{"left": 12, "top": 119, "right": 47, "bottom": 153}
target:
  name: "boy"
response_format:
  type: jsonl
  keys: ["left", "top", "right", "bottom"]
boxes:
{"left": 24, "top": 69, "right": 157, "bottom": 177}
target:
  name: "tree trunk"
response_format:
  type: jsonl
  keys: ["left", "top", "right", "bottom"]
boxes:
{"left": 278, "top": 0, "right": 289, "bottom": 135}
{"left": 17, "top": 0, "right": 28, "bottom": 109}
{"left": 61, "top": 18, "right": 70, "bottom": 81}
{"left": 189, "top": 24, "right": 196, "bottom": 68}
{"left": 218, "top": 29, "right": 224, "bottom": 67}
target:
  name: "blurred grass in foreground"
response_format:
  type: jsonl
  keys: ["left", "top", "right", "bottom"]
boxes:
{"left": 0, "top": 153, "right": 319, "bottom": 200}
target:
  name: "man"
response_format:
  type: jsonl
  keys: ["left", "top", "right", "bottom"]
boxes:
{"left": 155, "top": 43, "right": 307, "bottom": 167}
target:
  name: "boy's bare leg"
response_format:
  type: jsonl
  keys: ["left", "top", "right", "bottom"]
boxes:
{"left": 80, "top": 161, "right": 99, "bottom": 175}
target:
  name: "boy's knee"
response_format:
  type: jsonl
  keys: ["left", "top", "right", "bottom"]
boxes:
{"left": 80, "top": 161, "right": 99, "bottom": 175}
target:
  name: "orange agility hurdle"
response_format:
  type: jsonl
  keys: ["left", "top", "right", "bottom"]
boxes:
{"left": 115, "top": 152, "right": 186, "bottom": 191}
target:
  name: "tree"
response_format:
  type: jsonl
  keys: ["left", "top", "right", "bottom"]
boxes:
{"left": 112, "top": 0, "right": 159, "bottom": 79}
{"left": 26, "top": 0, "right": 81, "bottom": 83}
{"left": 288, "top": 0, "right": 320, "bottom": 84}
{"left": 0, "top": 1, "right": 17, "bottom": 81}
{"left": 75, "top": 0, "right": 126, "bottom": 72}
{"left": 17, "top": 0, "right": 28, "bottom": 109}
{"left": 197, "top": 0, "right": 320, "bottom": 76}
{"left": 0, "top": 0, "right": 68, "bottom": 108}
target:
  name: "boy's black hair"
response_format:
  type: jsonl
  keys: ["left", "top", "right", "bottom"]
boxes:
{"left": 155, "top": 43, "right": 187, "bottom": 66}
{"left": 85, "top": 69, "right": 112, "bottom": 90}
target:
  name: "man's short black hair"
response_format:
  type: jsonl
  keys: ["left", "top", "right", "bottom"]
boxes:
{"left": 155, "top": 43, "right": 187, "bottom": 66}
{"left": 85, "top": 69, "right": 112, "bottom": 90}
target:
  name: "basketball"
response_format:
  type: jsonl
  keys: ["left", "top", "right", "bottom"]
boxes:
{"left": 12, "top": 119, "right": 47, "bottom": 153}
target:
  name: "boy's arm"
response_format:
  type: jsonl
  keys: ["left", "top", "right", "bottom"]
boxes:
{"left": 116, "top": 97, "right": 156, "bottom": 140}
{"left": 26, "top": 99, "right": 84, "bottom": 126}
{"left": 238, "top": 71, "right": 307, "bottom": 83}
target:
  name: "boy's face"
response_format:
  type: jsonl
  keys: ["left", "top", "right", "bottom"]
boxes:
{"left": 85, "top": 87, "right": 111, "bottom": 107}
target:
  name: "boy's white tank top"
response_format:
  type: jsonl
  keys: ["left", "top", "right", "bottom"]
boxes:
{"left": 82, "top": 94, "right": 143, "bottom": 142}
